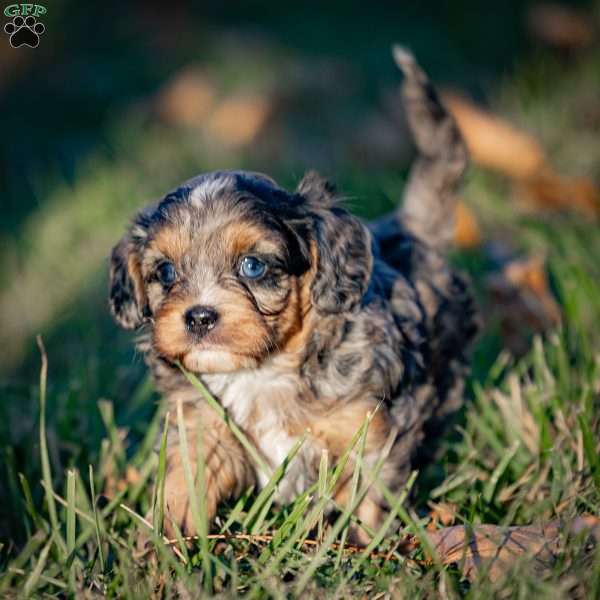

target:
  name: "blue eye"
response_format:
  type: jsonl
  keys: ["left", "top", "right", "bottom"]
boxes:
{"left": 157, "top": 261, "right": 177, "bottom": 286}
{"left": 240, "top": 256, "right": 266, "bottom": 279}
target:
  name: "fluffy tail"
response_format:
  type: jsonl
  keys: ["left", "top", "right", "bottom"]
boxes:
{"left": 393, "top": 46, "right": 468, "bottom": 250}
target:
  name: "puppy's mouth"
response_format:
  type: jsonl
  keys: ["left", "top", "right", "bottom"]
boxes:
{"left": 179, "top": 346, "right": 261, "bottom": 373}
{"left": 157, "top": 327, "right": 265, "bottom": 373}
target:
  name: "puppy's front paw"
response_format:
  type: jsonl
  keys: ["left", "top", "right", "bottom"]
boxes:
{"left": 160, "top": 467, "right": 218, "bottom": 540}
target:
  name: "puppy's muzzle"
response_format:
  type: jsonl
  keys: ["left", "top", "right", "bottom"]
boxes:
{"left": 184, "top": 305, "right": 219, "bottom": 338}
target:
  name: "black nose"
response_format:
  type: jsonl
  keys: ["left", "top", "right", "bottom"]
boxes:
{"left": 184, "top": 305, "right": 219, "bottom": 337}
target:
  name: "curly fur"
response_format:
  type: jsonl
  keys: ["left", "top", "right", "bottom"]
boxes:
{"left": 108, "top": 48, "right": 478, "bottom": 542}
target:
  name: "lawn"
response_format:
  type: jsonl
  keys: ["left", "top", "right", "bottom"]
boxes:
{"left": 1, "top": 1, "right": 599, "bottom": 597}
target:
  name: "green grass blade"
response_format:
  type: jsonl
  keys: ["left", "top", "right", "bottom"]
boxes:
{"left": 98, "top": 399, "right": 126, "bottom": 471}
{"left": 66, "top": 469, "right": 76, "bottom": 558}
{"left": 194, "top": 411, "right": 212, "bottom": 594}
{"left": 345, "top": 470, "right": 418, "bottom": 582}
{"left": 244, "top": 433, "right": 307, "bottom": 533}
{"left": 175, "top": 399, "right": 204, "bottom": 535}
{"left": 257, "top": 494, "right": 312, "bottom": 565}
{"left": 36, "top": 336, "right": 67, "bottom": 558}
{"left": 178, "top": 365, "right": 271, "bottom": 478}
{"left": 88, "top": 464, "right": 105, "bottom": 573}
{"left": 219, "top": 485, "right": 255, "bottom": 534}
{"left": 127, "top": 454, "right": 158, "bottom": 505}
{"left": 166, "top": 516, "right": 191, "bottom": 565}
{"left": 130, "top": 398, "right": 166, "bottom": 469}
{"left": 293, "top": 446, "right": 387, "bottom": 595}
{"left": 373, "top": 473, "right": 438, "bottom": 569}
{"left": 23, "top": 535, "right": 53, "bottom": 597}
{"left": 578, "top": 414, "right": 600, "bottom": 492}
{"left": 65, "top": 469, "right": 77, "bottom": 590}
{"left": 336, "top": 413, "right": 369, "bottom": 566}
{"left": 301, "top": 415, "right": 373, "bottom": 540}
{"left": 317, "top": 449, "right": 329, "bottom": 543}
{"left": 18, "top": 473, "right": 43, "bottom": 532}
{"left": 0, "top": 530, "right": 46, "bottom": 593}
{"left": 176, "top": 398, "right": 212, "bottom": 590}
{"left": 152, "top": 411, "right": 170, "bottom": 537}
{"left": 483, "top": 440, "right": 520, "bottom": 503}
{"left": 119, "top": 503, "right": 189, "bottom": 578}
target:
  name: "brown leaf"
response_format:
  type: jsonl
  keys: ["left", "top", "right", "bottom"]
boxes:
{"left": 155, "top": 66, "right": 217, "bottom": 126}
{"left": 517, "top": 169, "right": 600, "bottom": 219}
{"left": 428, "top": 501, "right": 459, "bottom": 529}
{"left": 527, "top": 3, "right": 595, "bottom": 50}
{"left": 442, "top": 92, "right": 548, "bottom": 180}
{"left": 454, "top": 200, "right": 482, "bottom": 249}
{"left": 443, "top": 92, "right": 600, "bottom": 219}
{"left": 487, "top": 256, "right": 561, "bottom": 356}
{"left": 206, "top": 94, "right": 272, "bottom": 148}
{"left": 426, "top": 515, "right": 600, "bottom": 582}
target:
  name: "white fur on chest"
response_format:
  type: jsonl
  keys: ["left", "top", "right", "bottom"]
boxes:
{"left": 202, "top": 362, "right": 316, "bottom": 500}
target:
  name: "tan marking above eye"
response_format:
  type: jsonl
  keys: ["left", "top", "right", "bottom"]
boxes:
{"left": 149, "top": 217, "right": 283, "bottom": 271}
{"left": 219, "top": 220, "right": 282, "bottom": 258}
{"left": 152, "top": 225, "right": 191, "bottom": 264}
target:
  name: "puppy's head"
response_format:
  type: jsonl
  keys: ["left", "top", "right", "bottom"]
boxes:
{"left": 109, "top": 170, "right": 372, "bottom": 373}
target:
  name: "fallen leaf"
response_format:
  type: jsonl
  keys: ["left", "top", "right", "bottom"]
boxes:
{"left": 443, "top": 92, "right": 600, "bottom": 219}
{"left": 155, "top": 66, "right": 217, "bottom": 126}
{"left": 527, "top": 3, "right": 595, "bottom": 50}
{"left": 518, "top": 169, "right": 600, "bottom": 219}
{"left": 427, "top": 501, "right": 458, "bottom": 530}
{"left": 454, "top": 200, "right": 482, "bottom": 249}
{"left": 206, "top": 94, "right": 271, "bottom": 148}
{"left": 442, "top": 92, "right": 548, "bottom": 180}
{"left": 425, "top": 515, "right": 600, "bottom": 582}
{"left": 487, "top": 256, "right": 561, "bottom": 356}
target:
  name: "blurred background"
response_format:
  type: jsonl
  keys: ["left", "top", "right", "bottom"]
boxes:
{"left": 1, "top": 0, "right": 599, "bottom": 544}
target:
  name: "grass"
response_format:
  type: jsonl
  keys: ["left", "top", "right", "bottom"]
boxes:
{"left": 1, "top": 1, "right": 600, "bottom": 597}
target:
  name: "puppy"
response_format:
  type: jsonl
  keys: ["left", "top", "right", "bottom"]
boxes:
{"left": 109, "top": 48, "right": 477, "bottom": 542}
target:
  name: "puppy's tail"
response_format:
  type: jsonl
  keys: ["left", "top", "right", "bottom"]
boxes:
{"left": 393, "top": 46, "right": 468, "bottom": 250}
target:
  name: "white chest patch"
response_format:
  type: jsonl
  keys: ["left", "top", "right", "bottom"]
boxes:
{"left": 202, "top": 362, "right": 318, "bottom": 501}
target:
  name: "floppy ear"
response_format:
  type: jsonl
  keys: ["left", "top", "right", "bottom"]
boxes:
{"left": 297, "top": 172, "right": 373, "bottom": 314}
{"left": 108, "top": 234, "right": 148, "bottom": 330}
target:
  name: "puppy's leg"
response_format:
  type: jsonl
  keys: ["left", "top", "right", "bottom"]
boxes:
{"left": 161, "top": 402, "right": 255, "bottom": 539}
{"left": 393, "top": 46, "right": 468, "bottom": 250}
{"left": 334, "top": 475, "right": 385, "bottom": 546}
{"left": 312, "top": 403, "right": 398, "bottom": 544}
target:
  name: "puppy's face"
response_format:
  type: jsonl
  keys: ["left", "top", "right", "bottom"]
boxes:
{"left": 109, "top": 171, "right": 373, "bottom": 374}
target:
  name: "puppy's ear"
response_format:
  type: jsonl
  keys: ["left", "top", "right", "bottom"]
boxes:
{"left": 109, "top": 234, "right": 148, "bottom": 330}
{"left": 297, "top": 172, "right": 373, "bottom": 314}
{"left": 296, "top": 170, "right": 337, "bottom": 208}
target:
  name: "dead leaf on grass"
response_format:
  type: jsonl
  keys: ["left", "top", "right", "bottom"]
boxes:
{"left": 442, "top": 92, "right": 548, "bottom": 180}
{"left": 517, "top": 169, "right": 600, "bottom": 219}
{"left": 205, "top": 94, "right": 272, "bottom": 148}
{"left": 155, "top": 66, "right": 217, "bottom": 126}
{"left": 425, "top": 515, "right": 600, "bottom": 582}
{"left": 443, "top": 92, "right": 600, "bottom": 219}
{"left": 487, "top": 256, "right": 562, "bottom": 356}
{"left": 427, "top": 501, "right": 459, "bottom": 530}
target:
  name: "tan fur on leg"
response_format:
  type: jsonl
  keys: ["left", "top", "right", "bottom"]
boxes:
{"left": 161, "top": 402, "right": 255, "bottom": 538}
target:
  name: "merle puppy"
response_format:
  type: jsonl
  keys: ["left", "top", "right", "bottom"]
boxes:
{"left": 109, "top": 48, "right": 478, "bottom": 542}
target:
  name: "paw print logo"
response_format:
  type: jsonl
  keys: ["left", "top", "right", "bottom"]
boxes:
{"left": 4, "top": 15, "right": 45, "bottom": 48}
